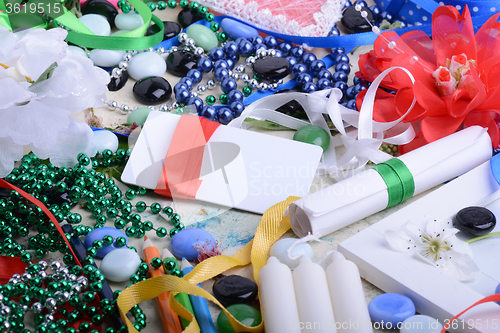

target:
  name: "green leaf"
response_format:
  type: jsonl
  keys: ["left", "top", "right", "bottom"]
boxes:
{"left": 31, "top": 62, "right": 58, "bottom": 86}
{"left": 243, "top": 118, "right": 292, "bottom": 130}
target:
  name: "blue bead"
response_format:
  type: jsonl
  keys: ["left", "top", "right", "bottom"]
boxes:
{"left": 227, "top": 90, "right": 244, "bottom": 103}
{"left": 278, "top": 42, "right": 292, "bottom": 56}
{"left": 217, "top": 107, "right": 234, "bottom": 124}
{"left": 201, "top": 105, "right": 217, "bottom": 121}
{"left": 224, "top": 41, "right": 239, "bottom": 57}
{"left": 353, "top": 83, "right": 368, "bottom": 95}
{"left": 368, "top": 293, "right": 416, "bottom": 327}
{"left": 84, "top": 227, "right": 128, "bottom": 259}
{"left": 273, "top": 50, "right": 284, "bottom": 58}
{"left": 221, "top": 78, "right": 237, "bottom": 93}
{"left": 343, "top": 0, "right": 352, "bottom": 8}
{"left": 238, "top": 40, "right": 254, "bottom": 56}
{"left": 179, "top": 77, "right": 194, "bottom": 91}
{"left": 335, "top": 62, "right": 351, "bottom": 74}
{"left": 317, "top": 78, "right": 332, "bottom": 90}
{"left": 318, "top": 69, "right": 332, "bottom": 80}
{"left": 335, "top": 54, "right": 350, "bottom": 64}
{"left": 353, "top": 76, "right": 363, "bottom": 85}
{"left": 297, "top": 73, "right": 312, "bottom": 85}
{"left": 399, "top": 21, "right": 407, "bottom": 28}
{"left": 302, "top": 82, "right": 318, "bottom": 93}
{"left": 346, "top": 99, "right": 357, "bottom": 110}
{"left": 292, "top": 63, "right": 307, "bottom": 77}
{"left": 170, "top": 228, "right": 217, "bottom": 261}
{"left": 328, "top": 27, "right": 340, "bottom": 36}
{"left": 250, "top": 35, "right": 264, "bottom": 45}
{"left": 187, "top": 97, "right": 204, "bottom": 113}
{"left": 197, "top": 57, "right": 213, "bottom": 73}
{"left": 332, "top": 71, "right": 348, "bottom": 83}
{"left": 286, "top": 56, "right": 298, "bottom": 68}
{"left": 186, "top": 69, "right": 202, "bottom": 84}
{"left": 380, "top": 11, "right": 394, "bottom": 23}
{"left": 230, "top": 102, "right": 244, "bottom": 117}
{"left": 333, "top": 81, "right": 348, "bottom": 93}
{"left": 175, "top": 89, "right": 190, "bottom": 103}
{"left": 174, "top": 82, "right": 189, "bottom": 94}
{"left": 345, "top": 86, "right": 356, "bottom": 99}
{"left": 214, "top": 67, "right": 230, "bottom": 81}
{"left": 369, "top": 5, "right": 380, "bottom": 18}
{"left": 330, "top": 47, "right": 345, "bottom": 57}
{"left": 208, "top": 47, "right": 225, "bottom": 61}
{"left": 254, "top": 43, "right": 267, "bottom": 52}
{"left": 301, "top": 52, "right": 317, "bottom": 66}
{"left": 310, "top": 59, "right": 326, "bottom": 73}
{"left": 264, "top": 35, "right": 278, "bottom": 48}
{"left": 220, "top": 18, "right": 259, "bottom": 40}
{"left": 214, "top": 59, "right": 229, "bottom": 70}
{"left": 356, "top": 0, "right": 367, "bottom": 7}
{"left": 226, "top": 56, "right": 238, "bottom": 70}
{"left": 290, "top": 46, "right": 304, "bottom": 59}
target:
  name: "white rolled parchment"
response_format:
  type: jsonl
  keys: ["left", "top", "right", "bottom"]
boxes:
{"left": 289, "top": 126, "right": 492, "bottom": 238}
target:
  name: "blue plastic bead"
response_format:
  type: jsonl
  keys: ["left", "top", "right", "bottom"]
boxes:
{"left": 226, "top": 57, "right": 238, "bottom": 70}
{"left": 170, "top": 228, "right": 217, "bottom": 261}
{"left": 214, "top": 59, "right": 229, "bottom": 70}
{"left": 238, "top": 40, "right": 254, "bottom": 56}
{"left": 297, "top": 73, "right": 312, "bottom": 85}
{"left": 353, "top": 76, "right": 363, "bottom": 85}
{"left": 335, "top": 62, "right": 351, "bottom": 74}
{"left": 346, "top": 99, "right": 357, "bottom": 110}
{"left": 290, "top": 46, "right": 304, "bottom": 59}
{"left": 301, "top": 53, "right": 317, "bottom": 66}
{"left": 220, "top": 18, "right": 259, "bottom": 40}
{"left": 174, "top": 82, "right": 188, "bottom": 94}
{"left": 328, "top": 27, "right": 340, "bottom": 36}
{"left": 273, "top": 50, "right": 284, "bottom": 58}
{"left": 369, "top": 5, "right": 380, "bottom": 18}
{"left": 264, "top": 35, "right": 278, "bottom": 48}
{"left": 335, "top": 54, "right": 350, "bottom": 64}
{"left": 197, "top": 57, "right": 213, "bottom": 73}
{"left": 353, "top": 83, "right": 368, "bottom": 95}
{"left": 332, "top": 71, "right": 348, "bottom": 83}
{"left": 208, "top": 47, "right": 225, "bottom": 61}
{"left": 286, "top": 56, "right": 298, "bottom": 68}
{"left": 230, "top": 102, "right": 245, "bottom": 117}
{"left": 217, "top": 107, "right": 234, "bottom": 125}
{"left": 292, "top": 63, "right": 307, "bottom": 77}
{"left": 254, "top": 43, "right": 267, "bottom": 51}
{"left": 345, "top": 86, "right": 357, "bottom": 99}
{"left": 187, "top": 97, "right": 204, "bottom": 112}
{"left": 250, "top": 35, "right": 264, "bottom": 45}
{"left": 356, "top": 0, "right": 367, "bottom": 7}
{"left": 227, "top": 90, "right": 244, "bottom": 103}
{"left": 221, "top": 78, "right": 237, "bottom": 93}
{"left": 302, "top": 82, "right": 318, "bottom": 93}
{"left": 201, "top": 105, "right": 217, "bottom": 121}
{"left": 278, "top": 42, "right": 292, "bottom": 56}
{"left": 333, "top": 81, "right": 348, "bottom": 93}
{"left": 368, "top": 293, "right": 416, "bottom": 327}
{"left": 224, "top": 41, "right": 239, "bottom": 57}
{"left": 343, "top": 0, "right": 352, "bottom": 8}
{"left": 380, "top": 11, "right": 394, "bottom": 23}
{"left": 318, "top": 69, "right": 333, "bottom": 80}
{"left": 175, "top": 89, "right": 190, "bottom": 103}
{"left": 214, "top": 67, "right": 230, "bottom": 81}
{"left": 317, "top": 78, "right": 332, "bottom": 90}
{"left": 186, "top": 69, "right": 202, "bottom": 84}
{"left": 310, "top": 59, "right": 326, "bottom": 73}
{"left": 179, "top": 77, "right": 194, "bottom": 91}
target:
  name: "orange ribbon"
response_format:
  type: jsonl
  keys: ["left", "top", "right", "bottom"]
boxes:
{"left": 155, "top": 115, "right": 221, "bottom": 199}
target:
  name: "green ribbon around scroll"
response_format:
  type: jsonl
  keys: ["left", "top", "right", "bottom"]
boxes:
{"left": 372, "top": 158, "right": 415, "bottom": 208}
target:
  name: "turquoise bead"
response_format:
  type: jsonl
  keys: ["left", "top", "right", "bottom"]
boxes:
{"left": 217, "top": 304, "right": 262, "bottom": 333}
{"left": 127, "top": 108, "right": 153, "bottom": 126}
{"left": 186, "top": 24, "right": 218, "bottom": 52}
{"left": 293, "top": 125, "right": 330, "bottom": 152}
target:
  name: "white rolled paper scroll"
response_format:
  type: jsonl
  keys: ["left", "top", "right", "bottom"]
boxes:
{"left": 289, "top": 126, "right": 492, "bottom": 238}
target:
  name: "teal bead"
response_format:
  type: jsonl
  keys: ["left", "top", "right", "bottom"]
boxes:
{"left": 186, "top": 24, "right": 218, "bottom": 52}
{"left": 217, "top": 304, "right": 262, "bottom": 333}
{"left": 293, "top": 125, "right": 330, "bottom": 152}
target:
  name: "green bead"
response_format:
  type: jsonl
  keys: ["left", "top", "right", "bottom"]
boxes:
{"left": 169, "top": 228, "right": 179, "bottom": 237}
{"left": 206, "top": 95, "right": 216, "bottom": 105}
{"left": 217, "top": 32, "right": 227, "bottom": 42}
{"left": 115, "top": 219, "right": 126, "bottom": 229}
{"left": 217, "top": 304, "right": 262, "bottom": 333}
{"left": 135, "top": 201, "right": 147, "bottom": 212}
{"left": 242, "top": 86, "right": 252, "bottom": 96}
{"left": 116, "top": 236, "right": 127, "bottom": 247}
{"left": 156, "top": 227, "right": 168, "bottom": 238}
{"left": 157, "top": 1, "right": 167, "bottom": 10}
{"left": 163, "top": 206, "right": 174, "bottom": 216}
{"left": 163, "top": 259, "right": 175, "bottom": 271}
{"left": 206, "top": 12, "right": 214, "bottom": 22}
{"left": 219, "top": 94, "right": 228, "bottom": 104}
{"left": 179, "top": 0, "right": 188, "bottom": 8}
{"left": 117, "top": 0, "right": 126, "bottom": 7}
{"left": 171, "top": 268, "right": 181, "bottom": 277}
{"left": 150, "top": 257, "right": 163, "bottom": 268}
{"left": 102, "top": 235, "right": 114, "bottom": 245}
{"left": 138, "top": 187, "right": 147, "bottom": 195}
{"left": 167, "top": 0, "right": 177, "bottom": 8}
{"left": 125, "top": 189, "right": 136, "bottom": 200}
{"left": 186, "top": 24, "right": 219, "bottom": 52}
{"left": 78, "top": 153, "right": 91, "bottom": 166}
{"left": 198, "top": 5, "right": 207, "bottom": 14}
{"left": 143, "top": 221, "right": 153, "bottom": 231}
{"left": 150, "top": 202, "right": 161, "bottom": 214}
{"left": 147, "top": 2, "right": 156, "bottom": 11}
{"left": 171, "top": 213, "right": 181, "bottom": 224}
{"left": 293, "top": 125, "right": 331, "bottom": 152}
{"left": 79, "top": 322, "right": 91, "bottom": 332}
{"left": 210, "top": 22, "right": 219, "bottom": 32}
{"left": 138, "top": 262, "right": 149, "bottom": 274}
{"left": 190, "top": 1, "right": 199, "bottom": 11}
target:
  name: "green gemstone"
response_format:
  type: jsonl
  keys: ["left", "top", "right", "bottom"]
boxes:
{"left": 186, "top": 24, "right": 219, "bottom": 52}
{"left": 217, "top": 304, "right": 262, "bottom": 333}
{"left": 206, "top": 95, "right": 216, "bottom": 105}
{"left": 292, "top": 125, "right": 331, "bottom": 152}
{"left": 242, "top": 86, "right": 252, "bottom": 96}
{"left": 157, "top": 1, "right": 167, "bottom": 10}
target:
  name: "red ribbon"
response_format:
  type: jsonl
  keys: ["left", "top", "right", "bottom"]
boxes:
{"left": 440, "top": 293, "right": 500, "bottom": 333}
{"left": 155, "top": 115, "right": 221, "bottom": 199}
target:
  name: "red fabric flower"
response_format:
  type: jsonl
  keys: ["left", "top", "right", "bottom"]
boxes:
{"left": 356, "top": 5, "right": 500, "bottom": 153}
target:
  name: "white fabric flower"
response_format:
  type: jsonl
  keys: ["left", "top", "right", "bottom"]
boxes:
{"left": 0, "top": 27, "right": 109, "bottom": 177}
{"left": 385, "top": 219, "right": 480, "bottom": 281}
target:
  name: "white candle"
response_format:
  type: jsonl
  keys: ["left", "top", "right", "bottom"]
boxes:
{"left": 293, "top": 256, "right": 337, "bottom": 333}
{"left": 259, "top": 256, "right": 301, "bottom": 333}
{"left": 326, "top": 252, "right": 373, "bottom": 333}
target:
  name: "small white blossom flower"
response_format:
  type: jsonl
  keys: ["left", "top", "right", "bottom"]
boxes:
{"left": 385, "top": 219, "right": 480, "bottom": 281}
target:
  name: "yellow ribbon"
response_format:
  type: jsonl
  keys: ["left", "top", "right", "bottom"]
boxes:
{"left": 117, "top": 196, "right": 300, "bottom": 333}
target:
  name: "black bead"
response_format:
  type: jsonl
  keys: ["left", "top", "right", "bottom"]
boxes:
{"left": 147, "top": 21, "right": 181, "bottom": 41}
{"left": 252, "top": 57, "right": 290, "bottom": 80}
{"left": 108, "top": 70, "right": 128, "bottom": 92}
{"left": 454, "top": 206, "right": 496, "bottom": 236}
{"left": 341, "top": 5, "right": 375, "bottom": 33}
{"left": 166, "top": 50, "right": 200, "bottom": 77}
{"left": 81, "top": 0, "right": 118, "bottom": 28}
{"left": 212, "top": 275, "right": 258, "bottom": 307}
{"left": 177, "top": 8, "right": 206, "bottom": 28}
{"left": 133, "top": 76, "right": 172, "bottom": 104}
